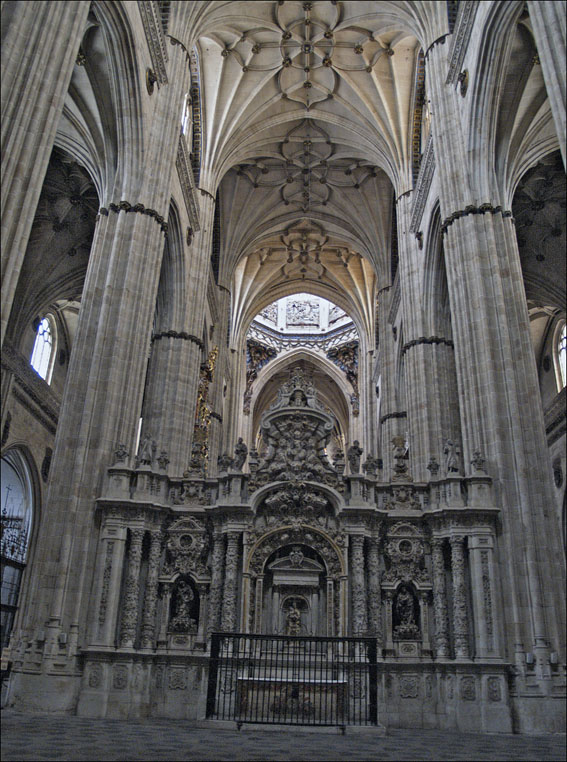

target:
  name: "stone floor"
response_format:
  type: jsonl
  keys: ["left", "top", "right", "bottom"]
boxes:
{"left": 1, "top": 711, "right": 565, "bottom": 761}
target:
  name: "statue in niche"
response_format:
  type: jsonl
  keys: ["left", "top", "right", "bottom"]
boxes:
{"left": 444, "top": 439, "right": 461, "bottom": 473}
{"left": 395, "top": 587, "right": 416, "bottom": 627}
{"left": 392, "top": 436, "right": 409, "bottom": 478}
{"left": 347, "top": 440, "right": 363, "bottom": 473}
{"left": 285, "top": 600, "right": 302, "bottom": 635}
{"left": 169, "top": 580, "right": 197, "bottom": 633}
{"left": 137, "top": 434, "right": 156, "bottom": 466}
{"left": 393, "top": 585, "right": 420, "bottom": 639}
{"left": 233, "top": 438, "right": 248, "bottom": 471}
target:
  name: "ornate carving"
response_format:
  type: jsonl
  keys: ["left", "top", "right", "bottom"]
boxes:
{"left": 176, "top": 134, "right": 201, "bottom": 231}
{"left": 481, "top": 550, "right": 494, "bottom": 651}
{"left": 250, "top": 370, "right": 338, "bottom": 490}
{"left": 88, "top": 662, "right": 102, "bottom": 689}
{"left": 137, "top": 1, "right": 168, "bottom": 85}
{"left": 383, "top": 524, "right": 429, "bottom": 586}
{"left": 410, "top": 133, "right": 435, "bottom": 233}
{"left": 157, "top": 451, "right": 170, "bottom": 471}
{"left": 98, "top": 541, "right": 114, "bottom": 626}
{"left": 168, "top": 667, "right": 187, "bottom": 690}
{"left": 207, "top": 531, "right": 225, "bottom": 637}
{"left": 120, "top": 529, "right": 145, "bottom": 647}
{"left": 450, "top": 536, "right": 470, "bottom": 659}
{"left": 391, "top": 436, "right": 410, "bottom": 480}
{"left": 393, "top": 586, "right": 420, "bottom": 639}
{"left": 384, "top": 485, "right": 421, "bottom": 512}
{"left": 431, "top": 539, "right": 450, "bottom": 658}
{"left": 163, "top": 517, "right": 208, "bottom": 578}
{"left": 221, "top": 533, "right": 240, "bottom": 631}
{"left": 446, "top": 2, "right": 480, "bottom": 85}
{"left": 244, "top": 340, "right": 277, "bottom": 414}
{"left": 112, "top": 664, "right": 128, "bottom": 690}
{"left": 189, "top": 347, "right": 218, "bottom": 474}
{"left": 140, "top": 531, "right": 162, "bottom": 647}
{"left": 399, "top": 675, "right": 419, "bottom": 699}
{"left": 169, "top": 579, "right": 197, "bottom": 633}
{"left": 366, "top": 537, "right": 382, "bottom": 641}
{"left": 488, "top": 677, "right": 501, "bottom": 702}
{"left": 248, "top": 526, "right": 343, "bottom": 578}
{"left": 350, "top": 536, "right": 367, "bottom": 634}
{"left": 470, "top": 449, "right": 486, "bottom": 473}
{"left": 460, "top": 676, "right": 476, "bottom": 701}
{"left": 427, "top": 458, "right": 440, "bottom": 478}
{"left": 113, "top": 443, "right": 129, "bottom": 464}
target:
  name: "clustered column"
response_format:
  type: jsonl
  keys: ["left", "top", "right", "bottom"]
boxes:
{"left": 450, "top": 535, "right": 469, "bottom": 659}
{"left": 221, "top": 533, "right": 240, "bottom": 631}
{"left": 431, "top": 538, "right": 450, "bottom": 658}
{"left": 120, "top": 529, "right": 145, "bottom": 648}
{"left": 350, "top": 535, "right": 368, "bottom": 635}
{"left": 140, "top": 531, "right": 162, "bottom": 648}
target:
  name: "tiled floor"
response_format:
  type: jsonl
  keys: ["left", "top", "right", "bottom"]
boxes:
{"left": 1, "top": 710, "right": 565, "bottom": 761}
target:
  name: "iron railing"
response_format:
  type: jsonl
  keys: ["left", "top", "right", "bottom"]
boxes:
{"left": 206, "top": 633, "right": 378, "bottom": 728}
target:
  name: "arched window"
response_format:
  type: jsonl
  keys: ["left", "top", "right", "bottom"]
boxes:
{"left": 1, "top": 451, "right": 34, "bottom": 649}
{"left": 555, "top": 321, "right": 567, "bottom": 390}
{"left": 30, "top": 315, "right": 56, "bottom": 383}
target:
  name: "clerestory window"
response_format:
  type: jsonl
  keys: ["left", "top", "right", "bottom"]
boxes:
{"left": 556, "top": 321, "right": 567, "bottom": 390}
{"left": 30, "top": 315, "right": 56, "bottom": 384}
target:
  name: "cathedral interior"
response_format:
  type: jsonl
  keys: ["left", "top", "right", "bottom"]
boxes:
{"left": 1, "top": 0, "right": 566, "bottom": 734}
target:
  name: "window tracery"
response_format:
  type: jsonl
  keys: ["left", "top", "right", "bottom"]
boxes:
{"left": 30, "top": 315, "right": 56, "bottom": 383}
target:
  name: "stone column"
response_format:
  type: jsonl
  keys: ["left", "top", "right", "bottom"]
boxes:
{"left": 207, "top": 532, "right": 225, "bottom": 638}
{"left": 426, "top": 36, "right": 564, "bottom": 670}
{"left": 450, "top": 536, "right": 469, "bottom": 659}
{"left": 326, "top": 580, "right": 334, "bottom": 636}
{"left": 221, "top": 532, "right": 240, "bottom": 631}
{"left": 419, "top": 591, "right": 432, "bottom": 654}
{"left": 527, "top": 0, "right": 566, "bottom": 166}
{"left": 1, "top": 1, "right": 90, "bottom": 343}
{"left": 366, "top": 537, "right": 382, "bottom": 642}
{"left": 384, "top": 591, "right": 394, "bottom": 654}
{"left": 350, "top": 535, "right": 368, "bottom": 635}
{"left": 140, "top": 530, "right": 162, "bottom": 648}
{"left": 120, "top": 529, "right": 145, "bottom": 648}
{"left": 431, "top": 538, "right": 450, "bottom": 659}
{"left": 92, "top": 519, "right": 127, "bottom": 647}
{"left": 254, "top": 576, "right": 264, "bottom": 634}
{"left": 468, "top": 534, "right": 500, "bottom": 658}
{"left": 157, "top": 582, "right": 172, "bottom": 647}
{"left": 196, "top": 583, "right": 208, "bottom": 644}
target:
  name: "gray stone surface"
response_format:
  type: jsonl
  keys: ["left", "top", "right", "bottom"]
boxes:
{"left": 1, "top": 711, "right": 566, "bottom": 761}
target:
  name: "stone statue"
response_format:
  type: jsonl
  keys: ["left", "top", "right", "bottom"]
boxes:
{"left": 285, "top": 600, "right": 302, "bottom": 635}
{"left": 395, "top": 587, "right": 415, "bottom": 627}
{"left": 347, "top": 440, "right": 363, "bottom": 473}
{"left": 444, "top": 439, "right": 461, "bottom": 473}
{"left": 169, "top": 580, "right": 197, "bottom": 633}
{"left": 233, "top": 438, "right": 248, "bottom": 471}
{"left": 137, "top": 434, "right": 155, "bottom": 466}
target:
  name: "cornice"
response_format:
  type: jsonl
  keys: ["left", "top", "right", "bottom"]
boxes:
{"left": 138, "top": 0, "right": 168, "bottom": 85}
{"left": 410, "top": 134, "right": 435, "bottom": 234}
{"left": 176, "top": 133, "right": 201, "bottom": 232}
{"left": 446, "top": 1, "right": 480, "bottom": 85}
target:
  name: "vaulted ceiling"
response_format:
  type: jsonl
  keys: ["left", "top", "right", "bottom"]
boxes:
{"left": 193, "top": 0, "right": 431, "bottom": 342}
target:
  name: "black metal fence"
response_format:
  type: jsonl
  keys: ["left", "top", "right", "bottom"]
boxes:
{"left": 206, "top": 633, "right": 378, "bottom": 727}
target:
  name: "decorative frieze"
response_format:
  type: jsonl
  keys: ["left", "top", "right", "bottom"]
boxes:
{"left": 176, "top": 133, "right": 201, "bottom": 231}
{"left": 137, "top": 1, "right": 168, "bottom": 85}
